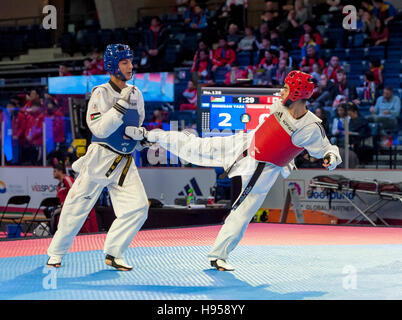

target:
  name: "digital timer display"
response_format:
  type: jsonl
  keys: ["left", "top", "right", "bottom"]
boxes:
{"left": 197, "top": 86, "right": 281, "bottom": 136}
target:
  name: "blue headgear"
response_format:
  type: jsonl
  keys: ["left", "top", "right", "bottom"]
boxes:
{"left": 104, "top": 44, "right": 133, "bottom": 81}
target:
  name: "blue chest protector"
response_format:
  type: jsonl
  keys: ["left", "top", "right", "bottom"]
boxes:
{"left": 92, "top": 109, "right": 139, "bottom": 154}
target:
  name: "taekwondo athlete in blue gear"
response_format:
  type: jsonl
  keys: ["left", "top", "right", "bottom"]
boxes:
{"left": 47, "top": 44, "right": 149, "bottom": 271}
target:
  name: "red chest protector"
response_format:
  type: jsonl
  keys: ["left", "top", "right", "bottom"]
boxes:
{"left": 248, "top": 112, "right": 304, "bottom": 167}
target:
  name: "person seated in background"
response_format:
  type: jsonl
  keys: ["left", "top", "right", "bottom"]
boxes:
{"left": 369, "top": 86, "right": 401, "bottom": 130}
{"left": 335, "top": 69, "right": 359, "bottom": 105}
{"left": 179, "top": 80, "right": 197, "bottom": 111}
{"left": 260, "top": 9, "right": 280, "bottom": 30}
{"left": 269, "top": 29, "right": 281, "bottom": 49}
{"left": 300, "top": 45, "right": 325, "bottom": 74}
{"left": 45, "top": 100, "right": 65, "bottom": 152}
{"left": 254, "top": 22, "right": 270, "bottom": 45}
{"left": 191, "top": 49, "right": 213, "bottom": 84}
{"left": 314, "top": 106, "right": 330, "bottom": 134}
{"left": 58, "top": 63, "right": 72, "bottom": 76}
{"left": 369, "top": 58, "right": 384, "bottom": 89}
{"left": 223, "top": 0, "right": 248, "bottom": 30}
{"left": 310, "top": 73, "right": 338, "bottom": 112}
{"left": 188, "top": 5, "right": 208, "bottom": 30}
{"left": 184, "top": 0, "right": 197, "bottom": 25}
{"left": 256, "top": 36, "right": 274, "bottom": 61}
{"left": 224, "top": 61, "right": 250, "bottom": 85}
{"left": 323, "top": 56, "right": 342, "bottom": 84}
{"left": 347, "top": 102, "right": 373, "bottom": 164}
{"left": 267, "top": 58, "right": 292, "bottom": 86}
{"left": 148, "top": 108, "right": 165, "bottom": 131}
{"left": 372, "top": 0, "right": 397, "bottom": 25}
{"left": 365, "top": 18, "right": 389, "bottom": 47}
{"left": 300, "top": 32, "right": 321, "bottom": 59}
{"left": 193, "top": 39, "right": 213, "bottom": 63}
{"left": 279, "top": 46, "right": 297, "bottom": 69}
{"left": 361, "top": 70, "right": 377, "bottom": 104}
{"left": 82, "top": 49, "right": 105, "bottom": 75}
{"left": 330, "top": 102, "right": 347, "bottom": 146}
{"left": 298, "top": 21, "right": 323, "bottom": 49}
{"left": 257, "top": 49, "right": 278, "bottom": 70}
{"left": 212, "top": 37, "right": 236, "bottom": 72}
{"left": 24, "top": 89, "right": 42, "bottom": 109}
{"left": 310, "top": 62, "right": 322, "bottom": 82}
{"left": 226, "top": 23, "right": 243, "bottom": 50}
{"left": 237, "top": 26, "right": 256, "bottom": 53}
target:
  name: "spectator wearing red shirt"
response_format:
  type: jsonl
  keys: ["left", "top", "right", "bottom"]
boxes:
{"left": 300, "top": 45, "right": 325, "bottom": 73}
{"left": 25, "top": 101, "right": 45, "bottom": 165}
{"left": 191, "top": 49, "right": 213, "bottom": 83}
{"left": 368, "top": 18, "right": 389, "bottom": 46}
{"left": 298, "top": 21, "right": 323, "bottom": 49}
{"left": 212, "top": 37, "right": 236, "bottom": 72}
{"left": 369, "top": 58, "right": 384, "bottom": 88}
{"left": 323, "top": 56, "right": 343, "bottom": 84}
{"left": 24, "top": 89, "right": 42, "bottom": 109}
{"left": 257, "top": 49, "right": 278, "bottom": 70}
{"left": 52, "top": 164, "right": 98, "bottom": 234}
{"left": 82, "top": 49, "right": 105, "bottom": 75}
{"left": 59, "top": 64, "right": 72, "bottom": 76}
{"left": 180, "top": 80, "right": 198, "bottom": 111}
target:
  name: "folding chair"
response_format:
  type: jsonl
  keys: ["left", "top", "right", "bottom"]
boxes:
{"left": 24, "top": 197, "right": 60, "bottom": 237}
{"left": 0, "top": 195, "right": 31, "bottom": 237}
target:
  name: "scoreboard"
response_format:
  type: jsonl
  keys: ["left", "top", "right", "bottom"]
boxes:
{"left": 197, "top": 86, "right": 281, "bottom": 136}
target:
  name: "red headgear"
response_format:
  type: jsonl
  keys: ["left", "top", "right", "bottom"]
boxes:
{"left": 283, "top": 71, "right": 314, "bottom": 105}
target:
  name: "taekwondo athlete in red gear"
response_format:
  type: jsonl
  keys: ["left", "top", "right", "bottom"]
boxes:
{"left": 125, "top": 71, "right": 342, "bottom": 271}
{"left": 47, "top": 44, "right": 149, "bottom": 271}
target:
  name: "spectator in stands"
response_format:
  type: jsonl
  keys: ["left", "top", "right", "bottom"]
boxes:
{"left": 323, "top": 56, "right": 342, "bottom": 84}
{"left": 227, "top": 23, "right": 243, "bottom": 50}
{"left": 360, "top": 9, "right": 376, "bottom": 34}
{"left": 252, "top": 49, "right": 278, "bottom": 85}
{"left": 277, "top": 9, "right": 299, "bottom": 39}
{"left": 191, "top": 49, "right": 213, "bottom": 83}
{"left": 188, "top": 5, "right": 208, "bottom": 30}
{"left": 257, "top": 49, "right": 278, "bottom": 70}
{"left": 335, "top": 69, "right": 359, "bottom": 104}
{"left": 314, "top": 106, "right": 330, "bottom": 134}
{"left": 279, "top": 46, "right": 296, "bottom": 69}
{"left": 269, "top": 29, "right": 282, "bottom": 48}
{"left": 347, "top": 102, "right": 371, "bottom": 163}
{"left": 224, "top": 61, "right": 250, "bottom": 85}
{"left": 147, "top": 108, "right": 164, "bottom": 131}
{"left": 193, "top": 39, "right": 213, "bottom": 63}
{"left": 24, "top": 89, "right": 42, "bottom": 109}
{"left": 300, "top": 32, "right": 321, "bottom": 59}
{"left": 256, "top": 37, "right": 274, "bottom": 61}
{"left": 310, "top": 62, "right": 322, "bottom": 82}
{"left": 180, "top": 80, "right": 197, "bottom": 111}
{"left": 260, "top": 9, "right": 280, "bottom": 30}
{"left": 366, "top": 18, "right": 389, "bottom": 47}
{"left": 212, "top": 37, "right": 236, "bottom": 72}
{"left": 294, "top": 0, "right": 312, "bottom": 26}
{"left": 81, "top": 49, "right": 105, "bottom": 76}
{"left": 361, "top": 70, "right": 377, "bottom": 104}
{"left": 299, "top": 21, "right": 323, "bottom": 49}
{"left": 58, "top": 63, "right": 72, "bottom": 76}
{"left": 267, "top": 58, "right": 292, "bottom": 86}
{"left": 369, "top": 58, "right": 384, "bottom": 89}
{"left": 255, "top": 22, "right": 270, "bottom": 44}
{"left": 143, "top": 16, "right": 169, "bottom": 72}
{"left": 310, "top": 73, "right": 338, "bottom": 111}
{"left": 372, "top": 0, "right": 397, "bottom": 25}
{"left": 300, "top": 45, "right": 325, "bottom": 73}
{"left": 331, "top": 102, "right": 347, "bottom": 145}
{"left": 25, "top": 100, "right": 44, "bottom": 165}
{"left": 237, "top": 26, "right": 256, "bottom": 53}
{"left": 369, "top": 86, "right": 401, "bottom": 130}
{"left": 184, "top": 0, "right": 197, "bottom": 25}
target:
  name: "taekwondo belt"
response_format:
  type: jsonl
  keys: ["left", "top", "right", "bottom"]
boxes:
{"left": 99, "top": 144, "right": 133, "bottom": 187}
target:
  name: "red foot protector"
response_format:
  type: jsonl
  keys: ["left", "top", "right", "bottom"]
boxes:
{"left": 249, "top": 112, "right": 304, "bottom": 167}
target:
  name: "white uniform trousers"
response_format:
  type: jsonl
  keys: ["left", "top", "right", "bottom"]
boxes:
{"left": 47, "top": 155, "right": 149, "bottom": 259}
